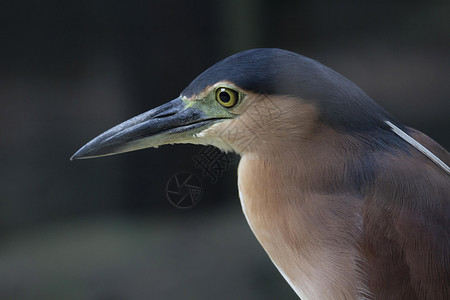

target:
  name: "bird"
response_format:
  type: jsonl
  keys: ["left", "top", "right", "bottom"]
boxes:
{"left": 71, "top": 48, "right": 450, "bottom": 299}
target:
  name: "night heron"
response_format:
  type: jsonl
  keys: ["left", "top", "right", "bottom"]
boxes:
{"left": 72, "top": 48, "right": 449, "bottom": 299}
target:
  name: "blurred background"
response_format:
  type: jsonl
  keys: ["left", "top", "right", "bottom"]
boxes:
{"left": 0, "top": 0, "right": 449, "bottom": 299}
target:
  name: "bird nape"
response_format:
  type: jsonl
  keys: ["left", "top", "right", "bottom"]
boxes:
{"left": 72, "top": 48, "right": 450, "bottom": 300}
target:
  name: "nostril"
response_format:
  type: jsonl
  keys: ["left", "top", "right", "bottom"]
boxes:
{"left": 154, "top": 112, "right": 177, "bottom": 119}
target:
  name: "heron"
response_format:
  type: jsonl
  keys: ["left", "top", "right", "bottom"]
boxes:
{"left": 72, "top": 48, "right": 449, "bottom": 299}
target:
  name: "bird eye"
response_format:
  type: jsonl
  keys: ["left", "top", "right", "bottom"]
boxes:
{"left": 215, "top": 87, "right": 238, "bottom": 108}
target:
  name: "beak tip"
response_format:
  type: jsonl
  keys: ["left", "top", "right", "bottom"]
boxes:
{"left": 70, "top": 142, "right": 120, "bottom": 161}
{"left": 70, "top": 150, "right": 83, "bottom": 161}
{"left": 70, "top": 146, "right": 93, "bottom": 161}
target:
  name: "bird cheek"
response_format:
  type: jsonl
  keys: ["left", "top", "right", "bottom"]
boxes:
{"left": 195, "top": 120, "right": 246, "bottom": 153}
{"left": 218, "top": 119, "right": 260, "bottom": 153}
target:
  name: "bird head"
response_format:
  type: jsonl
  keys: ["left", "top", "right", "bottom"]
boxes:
{"left": 71, "top": 48, "right": 395, "bottom": 160}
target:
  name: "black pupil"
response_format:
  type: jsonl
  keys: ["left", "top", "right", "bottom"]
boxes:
{"left": 219, "top": 91, "right": 231, "bottom": 103}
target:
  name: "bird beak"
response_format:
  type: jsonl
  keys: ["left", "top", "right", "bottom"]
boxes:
{"left": 71, "top": 97, "right": 225, "bottom": 160}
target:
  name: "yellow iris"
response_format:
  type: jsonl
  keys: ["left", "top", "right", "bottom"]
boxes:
{"left": 215, "top": 87, "right": 238, "bottom": 108}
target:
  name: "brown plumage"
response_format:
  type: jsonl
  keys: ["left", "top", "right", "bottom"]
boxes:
{"left": 200, "top": 93, "right": 449, "bottom": 299}
{"left": 72, "top": 49, "right": 450, "bottom": 299}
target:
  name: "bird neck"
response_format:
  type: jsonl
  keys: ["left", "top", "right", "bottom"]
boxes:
{"left": 240, "top": 122, "right": 377, "bottom": 197}
{"left": 237, "top": 129, "right": 371, "bottom": 299}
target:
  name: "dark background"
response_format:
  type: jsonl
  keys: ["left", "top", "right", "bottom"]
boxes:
{"left": 1, "top": 1, "right": 449, "bottom": 299}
